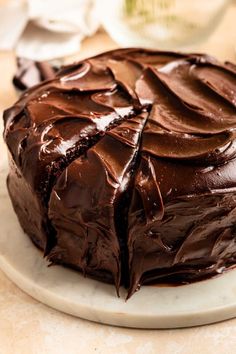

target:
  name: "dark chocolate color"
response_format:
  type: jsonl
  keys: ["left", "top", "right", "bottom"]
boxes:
{"left": 4, "top": 48, "right": 236, "bottom": 298}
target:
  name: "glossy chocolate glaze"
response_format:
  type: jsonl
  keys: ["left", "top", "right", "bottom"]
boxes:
{"left": 4, "top": 48, "right": 236, "bottom": 298}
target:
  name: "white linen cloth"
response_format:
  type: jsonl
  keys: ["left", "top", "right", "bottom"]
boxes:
{"left": 0, "top": 0, "right": 99, "bottom": 61}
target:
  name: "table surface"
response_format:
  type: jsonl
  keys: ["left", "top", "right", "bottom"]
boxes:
{"left": 1, "top": 3, "right": 236, "bottom": 353}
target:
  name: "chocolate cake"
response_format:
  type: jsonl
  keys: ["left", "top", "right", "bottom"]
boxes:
{"left": 4, "top": 48, "right": 236, "bottom": 298}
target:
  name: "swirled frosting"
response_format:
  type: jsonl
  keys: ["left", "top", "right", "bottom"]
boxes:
{"left": 4, "top": 48, "right": 236, "bottom": 298}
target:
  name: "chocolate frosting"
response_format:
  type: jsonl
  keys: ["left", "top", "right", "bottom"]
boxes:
{"left": 4, "top": 48, "right": 236, "bottom": 298}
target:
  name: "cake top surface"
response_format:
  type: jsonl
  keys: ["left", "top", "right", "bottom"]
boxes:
{"left": 4, "top": 48, "right": 236, "bottom": 204}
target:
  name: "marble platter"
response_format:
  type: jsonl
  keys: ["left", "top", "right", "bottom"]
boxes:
{"left": 1, "top": 161, "right": 236, "bottom": 329}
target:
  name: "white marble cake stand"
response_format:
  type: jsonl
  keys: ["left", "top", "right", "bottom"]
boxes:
{"left": 1, "top": 163, "right": 236, "bottom": 329}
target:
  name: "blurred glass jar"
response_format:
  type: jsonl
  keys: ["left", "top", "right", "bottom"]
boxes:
{"left": 100, "top": 0, "right": 230, "bottom": 49}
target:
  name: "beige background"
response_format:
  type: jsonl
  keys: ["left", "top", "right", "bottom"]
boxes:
{"left": 1, "top": 3, "right": 236, "bottom": 353}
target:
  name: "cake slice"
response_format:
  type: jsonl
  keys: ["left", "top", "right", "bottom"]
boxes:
{"left": 48, "top": 113, "right": 148, "bottom": 290}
